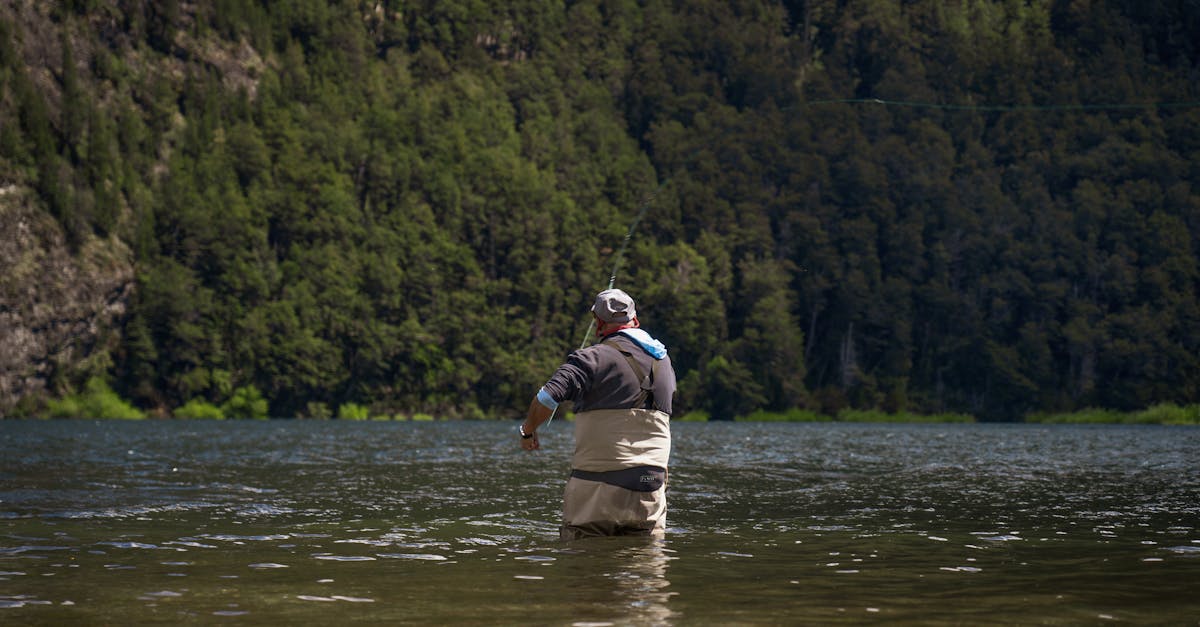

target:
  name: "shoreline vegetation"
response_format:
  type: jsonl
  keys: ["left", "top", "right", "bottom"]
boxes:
{"left": 25, "top": 377, "right": 1200, "bottom": 425}
{"left": 684, "top": 404, "right": 1199, "bottom": 425}
{"left": 1023, "top": 404, "right": 1200, "bottom": 426}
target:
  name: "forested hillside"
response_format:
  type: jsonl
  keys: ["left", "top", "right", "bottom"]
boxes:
{"left": 2, "top": 0, "right": 1198, "bottom": 420}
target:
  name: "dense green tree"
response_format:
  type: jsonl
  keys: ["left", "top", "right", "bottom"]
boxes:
{"left": 3, "top": 0, "right": 1197, "bottom": 420}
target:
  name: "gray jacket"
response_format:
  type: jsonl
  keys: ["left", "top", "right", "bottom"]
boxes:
{"left": 542, "top": 332, "right": 676, "bottom": 415}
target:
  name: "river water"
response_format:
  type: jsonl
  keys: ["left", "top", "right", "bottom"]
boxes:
{"left": 1, "top": 420, "right": 1198, "bottom": 624}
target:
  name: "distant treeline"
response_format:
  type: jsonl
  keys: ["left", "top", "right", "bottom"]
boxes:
{"left": 2, "top": 1, "right": 1198, "bottom": 420}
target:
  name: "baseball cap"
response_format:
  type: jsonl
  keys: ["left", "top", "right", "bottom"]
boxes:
{"left": 591, "top": 288, "right": 637, "bottom": 323}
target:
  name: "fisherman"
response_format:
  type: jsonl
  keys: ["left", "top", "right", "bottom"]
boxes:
{"left": 519, "top": 288, "right": 677, "bottom": 540}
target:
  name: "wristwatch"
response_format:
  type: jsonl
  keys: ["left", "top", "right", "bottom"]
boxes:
{"left": 519, "top": 425, "right": 534, "bottom": 439}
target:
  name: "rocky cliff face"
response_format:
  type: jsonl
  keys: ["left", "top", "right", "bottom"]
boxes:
{"left": 0, "top": 185, "right": 134, "bottom": 415}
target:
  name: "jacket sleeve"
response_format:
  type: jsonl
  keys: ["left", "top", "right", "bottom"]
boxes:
{"left": 541, "top": 348, "right": 600, "bottom": 404}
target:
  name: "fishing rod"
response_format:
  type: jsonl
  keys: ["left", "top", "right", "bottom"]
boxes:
{"left": 574, "top": 188, "right": 661, "bottom": 349}
{"left": 800, "top": 97, "right": 1200, "bottom": 112}
{"left": 545, "top": 181, "right": 666, "bottom": 425}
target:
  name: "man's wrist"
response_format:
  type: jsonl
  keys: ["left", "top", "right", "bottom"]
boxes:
{"left": 519, "top": 424, "right": 534, "bottom": 439}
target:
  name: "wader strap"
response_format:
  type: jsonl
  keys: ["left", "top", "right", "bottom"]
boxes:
{"left": 571, "top": 466, "right": 666, "bottom": 492}
{"left": 602, "top": 341, "right": 659, "bottom": 410}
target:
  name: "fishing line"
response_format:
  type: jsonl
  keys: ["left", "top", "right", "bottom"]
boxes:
{"left": 574, "top": 183, "right": 664, "bottom": 350}
{"left": 545, "top": 179, "right": 668, "bottom": 425}
{"left": 800, "top": 97, "right": 1200, "bottom": 112}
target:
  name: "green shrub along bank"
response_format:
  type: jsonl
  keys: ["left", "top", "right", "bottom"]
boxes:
{"left": 44, "top": 378, "right": 145, "bottom": 420}
{"left": 729, "top": 408, "right": 971, "bottom": 423}
{"left": 337, "top": 402, "right": 371, "bottom": 421}
{"left": 1026, "top": 404, "right": 1200, "bottom": 425}
{"left": 174, "top": 399, "right": 225, "bottom": 420}
{"left": 734, "top": 409, "right": 831, "bottom": 422}
{"left": 835, "top": 410, "right": 975, "bottom": 424}
{"left": 727, "top": 406, "right": 1200, "bottom": 424}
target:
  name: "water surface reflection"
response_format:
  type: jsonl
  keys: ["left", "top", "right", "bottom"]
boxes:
{"left": 2, "top": 421, "right": 1198, "bottom": 624}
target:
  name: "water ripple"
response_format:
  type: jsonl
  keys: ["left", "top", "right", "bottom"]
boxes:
{"left": 3, "top": 421, "right": 1199, "bottom": 623}
{"left": 377, "top": 553, "right": 447, "bottom": 561}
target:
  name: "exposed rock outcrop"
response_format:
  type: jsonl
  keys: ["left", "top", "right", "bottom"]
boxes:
{"left": 0, "top": 185, "right": 134, "bottom": 415}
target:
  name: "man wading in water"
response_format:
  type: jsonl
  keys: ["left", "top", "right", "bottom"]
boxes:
{"left": 519, "top": 289, "right": 677, "bottom": 540}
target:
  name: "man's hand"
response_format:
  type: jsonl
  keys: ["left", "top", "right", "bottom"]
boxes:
{"left": 519, "top": 396, "right": 553, "bottom": 452}
{"left": 520, "top": 429, "right": 540, "bottom": 451}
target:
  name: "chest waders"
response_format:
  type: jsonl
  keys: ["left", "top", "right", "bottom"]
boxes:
{"left": 566, "top": 339, "right": 668, "bottom": 492}
{"left": 561, "top": 339, "right": 671, "bottom": 540}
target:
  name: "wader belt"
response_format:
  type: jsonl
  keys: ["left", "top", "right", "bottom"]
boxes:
{"left": 570, "top": 465, "right": 666, "bottom": 492}
{"left": 602, "top": 341, "right": 659, "bottom": 410}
